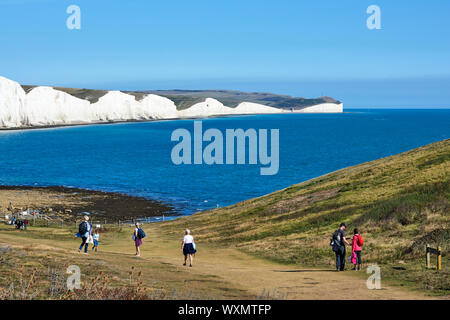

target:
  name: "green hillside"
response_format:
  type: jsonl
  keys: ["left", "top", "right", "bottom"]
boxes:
{"left": 162, "top": 139, "right": 450, "bottom": 294}
{"left": 0, "top": 140, "right": 448, "bottom": 299}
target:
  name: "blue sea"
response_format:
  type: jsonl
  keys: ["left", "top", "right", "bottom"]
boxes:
{"left": 0, "top": 109, "right": 449, "bottom": 215}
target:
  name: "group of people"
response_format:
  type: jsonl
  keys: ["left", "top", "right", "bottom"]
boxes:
{"left": 9, "top": 216, "right": 29, "bottom": 230}
{"left": 331, "top": 222, "right": 364, "bottom": 271}
{"left": 77, "top": 216, "right": 100, "bottom": 254}
{"left": 76, "top": 218, "right": 198, "bottom": 267}
{"left": 76, "top": 217, "right": 364, "bottom": 272}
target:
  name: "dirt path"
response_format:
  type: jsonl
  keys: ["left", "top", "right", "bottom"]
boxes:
{"left": 0, "top": 225, "right": 441, "bottom": 300}
{"left": 143, "top": 227, "right": 437, "bottom": 300}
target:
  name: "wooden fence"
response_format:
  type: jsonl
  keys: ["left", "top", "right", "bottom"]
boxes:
{"left": 3, "top": 212, "right": 168, "bottom": 230}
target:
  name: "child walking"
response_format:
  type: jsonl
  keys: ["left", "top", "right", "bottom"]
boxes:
{"left": 92, "top": 230, "right": 100, "bottom": 252}
{"left": 351, "top": 228, "right": 364, "bottom": 271}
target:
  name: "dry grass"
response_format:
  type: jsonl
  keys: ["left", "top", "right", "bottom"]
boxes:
{"left": 161, "top": 139, "right": 450, "bottom": 295}
{"left": 0, "top": 265, "right": 162, "bottom": 300}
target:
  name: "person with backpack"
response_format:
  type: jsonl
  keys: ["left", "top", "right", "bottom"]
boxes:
{"left": 330, "top": 222, "right": 350, "bottom": 271}
{"left": 133, "top": 223, "right": 145, "bottom": 257}
{"left": 78, "top": 216, "right": 92, "bottom": 254}
{"left": 351, "top": 228, "right": 364, "bottom": 271}
{"left": 181, "top": 229, "right": 196, "bottom": 267}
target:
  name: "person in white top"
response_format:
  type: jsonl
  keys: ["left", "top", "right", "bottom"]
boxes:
{"left": 181, "top": 229, "right": 196, "bottom": 267}
{"left": 92, "top": 230, "right": 100, "bottom": 252}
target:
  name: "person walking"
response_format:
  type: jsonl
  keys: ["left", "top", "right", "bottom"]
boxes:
{"left": 92, "top": 230, "right": 100, "bottom": 252}
{"left": 331, "top": 222, "right": 350, "bottom": 271}
{"left": 78, "top": 216, "right": 91, "bottom": 254}
{"left": 8, "top": 201, "right": 13, "bottom": 213}
{"left": 351, "top": 228, "right": 364, "bottom": 271}
{"left": 133, "top": 223, "right": 143, "bottom": 257}
{"left": 181, "top": 229, "right": 196, "bottom": 267}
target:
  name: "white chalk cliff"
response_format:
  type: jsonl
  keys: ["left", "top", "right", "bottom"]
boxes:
{"left": 0, "top": 76, "right": 343, "bottom": 129}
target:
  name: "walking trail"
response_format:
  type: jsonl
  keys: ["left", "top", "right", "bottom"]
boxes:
{"left": 0, "top": 225, "right": 441, "bottom": 300}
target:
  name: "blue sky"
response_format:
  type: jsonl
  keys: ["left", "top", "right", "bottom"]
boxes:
{"left": 1, "top": 0, "right": 449, "bottom": 107}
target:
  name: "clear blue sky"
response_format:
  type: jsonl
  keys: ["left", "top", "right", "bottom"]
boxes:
{"left": 1, "top": 0, "right": 449, "bottom": 107}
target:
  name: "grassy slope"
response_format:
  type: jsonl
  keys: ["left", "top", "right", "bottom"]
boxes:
{"left": 2, "top": 223, "right": 435, "bottom": 300}
{"left": 0, "top": 225, "right": 252, "bottom": 299}
{"left": 161, "top": 139, "right": 450, "bottom": 294}
{"left": 0, "top": 140, "right": 448, "bottom": 298}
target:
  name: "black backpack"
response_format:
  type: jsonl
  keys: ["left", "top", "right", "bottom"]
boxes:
{"left": 330, "top": 229, "right": 342, "bottom": 251}
{"left": 137, "top": 228, "right": 146, "bottom": 239}
{"left": 79, "top": 221, "right": 88, "bottom": 234}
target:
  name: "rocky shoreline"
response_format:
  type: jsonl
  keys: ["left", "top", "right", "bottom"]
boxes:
{"left": 0, "top": 185, "right": 178, "bottom": 222}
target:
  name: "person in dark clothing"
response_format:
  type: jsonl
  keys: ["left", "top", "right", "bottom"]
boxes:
{"left": 78, "top": 216, "right": 92, "bottom": 254}
{"left": 332, "top": 222, "right": 350, "bottom": 271}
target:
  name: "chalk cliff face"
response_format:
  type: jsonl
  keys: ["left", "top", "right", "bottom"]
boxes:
{"left": 92, "top": 91, "right": 139, "bottom": 121}
{"left": 295, "top": 103, "right": 343, "bottom": 113}
{"left": 139, "top": 94, "right": 179, "bottom": 120}
{"left": 233, "top": 102, "right": 281, "bottom": 114}
{"left": 178, "top": 98, "right": 233, "bottom": 118}
{"left": 0, "top": 76, "right": 27, "bottom": 127}
{"left": 25, "top": 86, "right": 92, "bottom": 126}
{"left": 0, "top": 76, "right": 343, "bottom": 129}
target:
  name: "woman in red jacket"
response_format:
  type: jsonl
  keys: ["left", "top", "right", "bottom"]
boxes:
{"left": 351, "top": 228, "right": 364, "bottom": 271}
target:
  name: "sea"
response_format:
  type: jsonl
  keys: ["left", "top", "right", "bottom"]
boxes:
{"left": 0, "top": 109, "right": 448, "bottom": 215}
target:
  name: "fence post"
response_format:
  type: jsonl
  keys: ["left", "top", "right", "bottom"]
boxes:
{"left": 437, "top": 246, "right": 442, "bottom": 270}
{"left": 426, "top": 244, "right": 431, "bottom": 269}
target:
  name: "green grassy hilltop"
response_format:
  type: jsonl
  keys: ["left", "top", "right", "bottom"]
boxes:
{"left": 21, "top": 85, "right": 340, "bottom": 110}
{"left": 162, "top": 139, "right": 450, "bottom": 294}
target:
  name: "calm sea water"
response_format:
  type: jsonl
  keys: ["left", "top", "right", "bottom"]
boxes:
{"left": 0, "top": 109, "right": 448, "bottom": 215}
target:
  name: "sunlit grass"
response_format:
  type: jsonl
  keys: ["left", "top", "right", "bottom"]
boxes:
{"left": 162, "top": 139, "right": 450, "bottom": 295}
